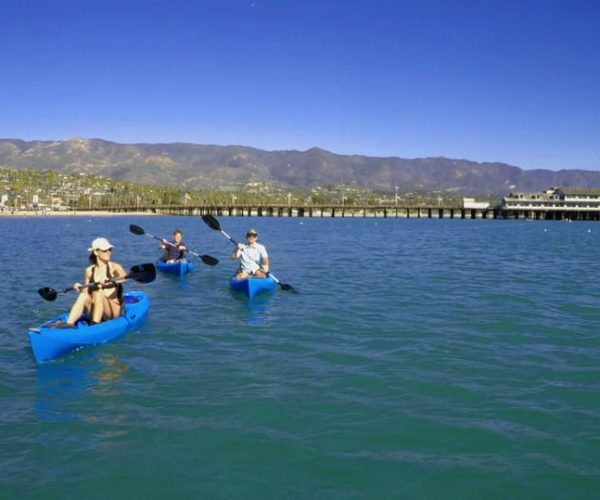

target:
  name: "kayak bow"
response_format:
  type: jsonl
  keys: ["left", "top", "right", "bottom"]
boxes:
{"left": 229, "top": 275, "right": 276, "bottom": 299}
{"left": 28, "top": 291, "right": 150, "bottom": 363}
{"left": 156, "top": 259, "right": 195, "bottom": 278}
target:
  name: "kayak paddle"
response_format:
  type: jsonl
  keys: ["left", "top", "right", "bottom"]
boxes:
{"left": 129, "top": 224, "right": 219, "bottom": 266}
{"left": 37, "top": 263, "right": 157, "bottom": 302}
{"left": 201, "top": 214, "right": 297, "bottom": 293}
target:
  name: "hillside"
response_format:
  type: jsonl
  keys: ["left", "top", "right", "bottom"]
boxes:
{"left": 1, "top": 138, "right": 599, "bottom": 196}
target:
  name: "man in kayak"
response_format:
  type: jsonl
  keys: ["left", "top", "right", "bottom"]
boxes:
{"left": 52, "top": 238, "right": 128, "bottom": 327}
{"left": 230, "top": 228, "right": 270, "bottom": 279}
{"left": 159, "top": 229, "right": 187, "bottom": 262}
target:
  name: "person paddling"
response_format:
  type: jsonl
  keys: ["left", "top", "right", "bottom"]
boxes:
{"left": 52, "top": 238, "right": 127, "bottom": 327}
{"left": 159, "top": 229, "right": 187, "bottom": 263}
{"left": 230, "top": 228, "right": 270, "bottom": 279}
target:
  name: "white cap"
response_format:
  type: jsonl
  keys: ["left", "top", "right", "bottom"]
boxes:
{"left": 88, "top": 237, "right": 114, "bottom": 251}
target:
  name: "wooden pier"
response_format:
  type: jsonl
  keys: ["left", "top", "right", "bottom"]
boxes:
{"left": 83, "top": 203, "right": 600, "bottom": 221}
{"left": 86, "top": 204, "right": 500, "bottom": 218}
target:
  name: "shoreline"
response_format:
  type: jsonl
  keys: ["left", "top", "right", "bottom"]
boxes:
{"left": 0, "top": 210, "right": 158, "bottom": 217}
{"left": 1, "top": 207, "right": 596, "bottom": 222}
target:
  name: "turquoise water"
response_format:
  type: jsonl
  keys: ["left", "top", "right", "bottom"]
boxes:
{"left": 1, "top": 216, "right": 599, "bottom": 498}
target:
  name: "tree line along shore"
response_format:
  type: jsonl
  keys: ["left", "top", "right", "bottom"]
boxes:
{"left": 1, "top": 167, "right": 487, "bottom": 214}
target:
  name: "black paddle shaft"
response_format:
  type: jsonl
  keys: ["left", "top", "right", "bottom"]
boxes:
{"left": 129, "top": 225, "right": 219, "bottom": 266}
{"left": 37, "top": 263, "right": 156, "bottom": 302}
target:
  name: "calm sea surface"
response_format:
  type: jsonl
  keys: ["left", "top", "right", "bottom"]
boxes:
{"left": 1, "top": 215, "right": 599, "bottom": 498}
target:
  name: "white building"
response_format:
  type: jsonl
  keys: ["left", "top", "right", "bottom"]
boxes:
{"left": 500, "top": 187, "right": 600, "bottom": 220}
{"left": 462, "top": 197, "right": 490, "bottom": 209}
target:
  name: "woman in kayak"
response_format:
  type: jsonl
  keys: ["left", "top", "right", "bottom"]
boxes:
{"left": 159, "top": 229, "right": 187, "bottom": 262}
{"left": 230, "top": 228, "right": 270, "bottom": 279}
{"left": 58, "top": 237, "right": 127, "bottom": 327}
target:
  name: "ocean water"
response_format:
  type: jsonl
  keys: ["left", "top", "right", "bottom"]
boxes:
{"left": 1, "top": 215, "right": 599, "bottom": 499}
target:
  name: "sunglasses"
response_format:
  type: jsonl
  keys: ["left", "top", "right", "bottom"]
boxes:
{"left": 98, "top": 248, "right": 113, "bottom": 252}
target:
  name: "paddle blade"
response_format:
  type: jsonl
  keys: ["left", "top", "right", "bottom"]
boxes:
{"left": 201, "top": 255, "right": 219, "bottom": 266}
{"left": 279, "top": 283, "right": 298, "bottom": 293}
{"left": 37, "top": 287, "right": 58, "bottom": 302}
{"left": 269, "top": 273, "right": 298, "bottom": 293}
{"left": 201, "top": 214, "right": 221, "bottom": 231}
{"left": 127, "top": 263, "right": 157, "bottom": 284}
{"left": 129, "top": 224, "right": 145, "bottom": 236}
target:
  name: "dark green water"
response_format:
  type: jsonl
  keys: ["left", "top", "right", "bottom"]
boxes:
{"left": 1, "top": 216, "right": 599, "bottom": 498}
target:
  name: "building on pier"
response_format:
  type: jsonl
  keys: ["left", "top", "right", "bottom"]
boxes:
{"left": 462, "top": 197, "right": 490, "bottom": 210}
{"left": 501, "top": 187, "right": 600, "bottom": 220}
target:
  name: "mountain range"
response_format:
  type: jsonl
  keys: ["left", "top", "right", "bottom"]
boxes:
{"left": 1, "top": 138, "right": 599, "bottom": 196}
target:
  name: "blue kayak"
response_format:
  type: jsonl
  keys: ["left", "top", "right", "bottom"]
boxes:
{"left": 229, "top": 275, "right": 276, "bottom": 299}
{"left": 156, "top": 259, "right": 194, "bottom": 277}
{"left": 28, "top": 291, "right": 150, "bottom": 363}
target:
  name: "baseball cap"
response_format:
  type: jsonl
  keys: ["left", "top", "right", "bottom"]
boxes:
{"left": 88, "top": 237, "right": 114, "bottom": 251}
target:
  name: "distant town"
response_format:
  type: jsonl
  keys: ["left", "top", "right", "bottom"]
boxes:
{"left": 3, "top": 167, "right": 600, "bottom": 221}
{"left": 0, "top": 167, "right": 472, "bottom": 214}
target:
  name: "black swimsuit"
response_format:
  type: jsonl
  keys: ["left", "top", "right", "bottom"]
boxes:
{"left": 90, "top": 263, "right": 123, "bottom": 304}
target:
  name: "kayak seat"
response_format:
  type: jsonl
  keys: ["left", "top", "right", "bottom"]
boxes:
{"left": 121, "top": 295, "right": 140, "bottom": 319}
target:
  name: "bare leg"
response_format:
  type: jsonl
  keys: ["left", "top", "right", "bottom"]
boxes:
{"left": 91, "top": 291, "right": 105, "bottom": 323}
{"left": 66, "top": 291, "right": 91, "bottom": 325}
{"left": 102, "top": 296, "right": 122, "bottom": 320}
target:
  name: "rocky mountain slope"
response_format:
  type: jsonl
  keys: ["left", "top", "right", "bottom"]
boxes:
{"left": 1, "top": 138, "right": 598, "bottom": 195}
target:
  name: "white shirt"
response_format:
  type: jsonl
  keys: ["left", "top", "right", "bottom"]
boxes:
{"left": 237, "top": 242, "right": 268, "bottom": 273}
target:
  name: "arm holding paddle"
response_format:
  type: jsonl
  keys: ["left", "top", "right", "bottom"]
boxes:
{"left": 73, "top": 261, "right": 127, "bottom": 292}
{"left": 229, "top": 228, "right": 269, "bottom": 279}
{"left": 202, "top": 215, "right": 296, "bottom": 292}
{"left": 130, "top": 224, "right": 218, "bottom": 266}
{"left": 159, "top": 229, "right": 188, "bottom": 263}
{"left": 67, "top": 240, "right": 129, "bottom": 326}
{"left": 37, "top": 237, "right": 157, "bottom": 327}
{"left": 38, "top": 262, "right": 156, "bottom": 328}
{"left": 38, "top": 263, "right": 156, "bottom": 302}
{"left": 230, "top": 241, "right": 269, "bottom": 279}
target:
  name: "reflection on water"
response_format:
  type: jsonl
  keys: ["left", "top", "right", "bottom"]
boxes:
{"left": 90, "top": 353, "right": 130, "bottom": 385}
{"left": 35, "top": 363, "right": 90, "bottom": 422}
{"left": 229, "top": 289, "right": 275, "bottom": 326}
{"left": 35, "top": 352, "right": 129, "bottom": 423}
{"left": 158, "top": 271, "right": 194, "bottom": 288}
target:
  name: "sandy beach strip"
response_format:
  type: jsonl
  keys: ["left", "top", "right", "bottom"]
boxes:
{"left": 0, "top": 210, "right": 158, "bottom": 217}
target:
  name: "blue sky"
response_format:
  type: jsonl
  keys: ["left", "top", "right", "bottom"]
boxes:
{"left": 1, "top": 0, "right": 599, "bottom": 170}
